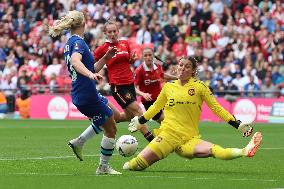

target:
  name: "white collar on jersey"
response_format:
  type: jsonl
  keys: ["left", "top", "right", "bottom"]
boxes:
{"left": 71, "top": 34, "right": 84, "bottom": 39}
{"left": 105, "top": 39, "right": 121, "bottom": 44}
{"left": 142, "top": 61, "right": 158, "bottom": 71}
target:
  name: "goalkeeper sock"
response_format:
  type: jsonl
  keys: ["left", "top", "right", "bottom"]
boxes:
{"left": 79, "top": 124, "right": 102, "bottom": 143}
{"left": 144, "top": 131, "right": 155, "bottom": 142}
{"left": 99, "top": 135, "right": 115, "bottom": 166}
{"left": 211, "top": 145, "right": 243, "bottom": 160}
{"left": 128, "top": 155, "right": 149, "bottom": 171}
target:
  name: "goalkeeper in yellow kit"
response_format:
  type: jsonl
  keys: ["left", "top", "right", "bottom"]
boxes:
{"left": 123, "top": 56, "right": 262, "bottom": 171}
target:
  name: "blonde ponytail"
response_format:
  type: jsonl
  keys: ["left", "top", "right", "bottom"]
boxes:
{"left": 49, "top": 10, "right": 85, "bottom": 37}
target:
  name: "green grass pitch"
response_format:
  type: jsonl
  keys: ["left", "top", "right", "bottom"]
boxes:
{"left": 0, "top": 119, "right": 283, "bottom": 189}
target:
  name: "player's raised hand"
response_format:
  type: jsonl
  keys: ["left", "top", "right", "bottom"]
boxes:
{"left": 105, "top": 47, "right": 117, "bottom": 60}
{"left": 128, "top": 116, "right": 142, "bottom": 133}
{"left": 238, "top": 123, "right": 253, "bottom": 137}
{"left": 129, "top": 51, "right": 137, "bottom": 64}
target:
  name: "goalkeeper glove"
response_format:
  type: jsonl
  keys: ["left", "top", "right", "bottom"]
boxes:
{"left": 228, "top": 119, "right": 253, "bottom": 137}
{"left": 128, "top": 116, "right": 148, "bottom": 133}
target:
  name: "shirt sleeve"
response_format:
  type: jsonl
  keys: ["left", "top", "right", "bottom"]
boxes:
{"left": 93, "top": 45, "right": 105, "bottom": 62}
{"left": 71, "top": 39, "right": 85, "bottom": 55}
{"left": 143, "top": 83, "right": 168, "bottom": 120}
{"left": 201, "top": 82, "right": 235, "bottom": 122}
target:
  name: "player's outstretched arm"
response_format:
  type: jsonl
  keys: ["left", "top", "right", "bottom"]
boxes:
{"left": 94, "top": 47, "right": 117, "bottom": 72}
{"left": 71, "top": 52, "right": 103, "bottom": 82}
{"left": 201, "top": 83, "right": 253, "bottom": 137}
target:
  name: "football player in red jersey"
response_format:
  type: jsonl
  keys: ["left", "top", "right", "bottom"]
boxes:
{"left": 94, "top": 20, "right": 154, "bottom": 142}
{"left": 135, "top": 47, "right": 177, "bottom": 123}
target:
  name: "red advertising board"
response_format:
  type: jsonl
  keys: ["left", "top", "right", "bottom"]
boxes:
{"left": 201, "top": 98, "right": 281, "bottom": 123}
{"left": 31, "top": 95, "right": 282, "bottom": 123}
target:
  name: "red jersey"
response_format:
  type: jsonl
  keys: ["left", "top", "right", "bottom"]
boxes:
{"left": 134, "top": 62, "right": 164, "bottom": 103}
{"left": 94, "top": 40, "right": 134, "bottom": 85}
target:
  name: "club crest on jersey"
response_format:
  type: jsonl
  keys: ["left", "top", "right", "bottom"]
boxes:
{"left": 74, "top": 43, "right": 79, "bottom": 50}
{"left": 156, "top": 137, "right": 163, "bottom": 143}
{"left": 188, "top": 88, "right": 195, "bottom": 96}
{"left": 120, "top": 44, "right": 126, "bottom": 48}
{"left": 91, "top": 114, "right": 102, "bottom": 122}
{"left": 125, "top": 93, "right": 131, "bottom": 100}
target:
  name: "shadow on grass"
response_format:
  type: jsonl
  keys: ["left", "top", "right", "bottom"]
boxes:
{"left": 143, "top": 169, "right": 253, "bottom": 175}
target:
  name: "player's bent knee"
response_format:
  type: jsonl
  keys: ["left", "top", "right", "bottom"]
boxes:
{"left": 111, "top": 125, "right": 117, "bottom": 135}
{"left": 175, "top": 145, "right": 194, "bottom": 159}
{"left": 175, "top": 138, "right": 202, "bottom": 159}
{"left": 136, "top": 109, "right": 144, "bottom": 116}
{"left": 132, "top": 109, "right": 143, "bottom": 117}
{"left": 130, "top": 104, "right": 143, "bottom": 116}
{"left": 192, "top": 144, "right": 212, "bottom": 157}
{"left": 103, "top": 121, "right": 117, "bottom": 138}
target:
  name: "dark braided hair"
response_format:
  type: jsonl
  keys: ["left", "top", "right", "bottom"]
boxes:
{"left": 185, "top": 56, "right": 199, "bottom": 77}
{"left": 187, "top": 56, "right": 198, "bottom": 70}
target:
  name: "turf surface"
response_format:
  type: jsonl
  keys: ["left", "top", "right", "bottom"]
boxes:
{"left": 0, "top": 119, "right": 283, "bottom": 189}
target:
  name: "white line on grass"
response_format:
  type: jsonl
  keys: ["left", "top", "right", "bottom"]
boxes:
{"left": 2, "top": 172, "right": 278, "bottom": 182}
{"left": 192, "top": 177, "right": 277, "bottom": 182}
{"left": 0, "top": 147, "right": 283, "bottom": 161}
{"left": 228, "top": 178, "right": 277, "bottom": 182}
{"left": 134, "top": 175, "right": 185, "bottom": 179}
{"left": 6, "top": 172, "right": 186, "bottom": 179}
{"left": 0, "top": 154, "right": 114, "bottom": 161}
{"left": 261, "top": 147, "right": 284, "bottom": 150}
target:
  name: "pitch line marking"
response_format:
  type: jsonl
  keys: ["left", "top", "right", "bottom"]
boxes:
{"left": 0, "top": 154, "right": 116, "bottom": 161}
{"left": 1, "top": 172, "right": 278, "bottom": 182}
{"left": 0, "top": 147, "right": 283, "bottom": 161}
{"left": 261, "top": 147, "right": 284, "bottom": 150}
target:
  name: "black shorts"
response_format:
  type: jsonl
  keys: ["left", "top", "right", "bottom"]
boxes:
{"left": 143, "top": 100, "right": 163, "bottom": 121}
{"left": 111, "top": 83, "right": 137, "bottom": 109}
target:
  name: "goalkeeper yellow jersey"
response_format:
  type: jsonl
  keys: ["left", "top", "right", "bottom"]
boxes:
{"left": 144, "top": 78, "right": 235, "bottom": 139}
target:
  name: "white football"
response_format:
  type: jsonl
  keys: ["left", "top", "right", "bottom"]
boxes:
{"left": 116, "top": 135, "right": 138, "bottom": 157}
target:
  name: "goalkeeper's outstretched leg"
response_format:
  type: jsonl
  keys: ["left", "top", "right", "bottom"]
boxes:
{"left": 176, "top": 132, "right": 262, "bottom": 160}
{"left": 124, "top": 132, "right": 262, "bottom": 171}
{"left": 212, "top": 131, "right": 262, "bottom": 159}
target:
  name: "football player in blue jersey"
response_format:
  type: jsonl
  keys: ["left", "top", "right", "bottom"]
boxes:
{"left": 49, "top": 10, "right": 121, "bottom": 175}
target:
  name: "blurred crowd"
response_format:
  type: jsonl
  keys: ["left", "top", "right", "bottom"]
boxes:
{"left": 0, "top": 0, "right": 283, "bottom": 114}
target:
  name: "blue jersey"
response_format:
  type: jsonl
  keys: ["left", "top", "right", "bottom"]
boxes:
{"left": 63, "top": 35, "right": 101, "bottom": 106}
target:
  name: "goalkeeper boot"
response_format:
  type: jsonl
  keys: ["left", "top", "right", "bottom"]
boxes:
{"left": 68, "top": 137, "right": 84, "bottom": 161}
{"left": 96, "top": 164, "right": 122, "bottom": 175}
{"left": 244, "top": 132, "right": 262, "bottom": 158}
